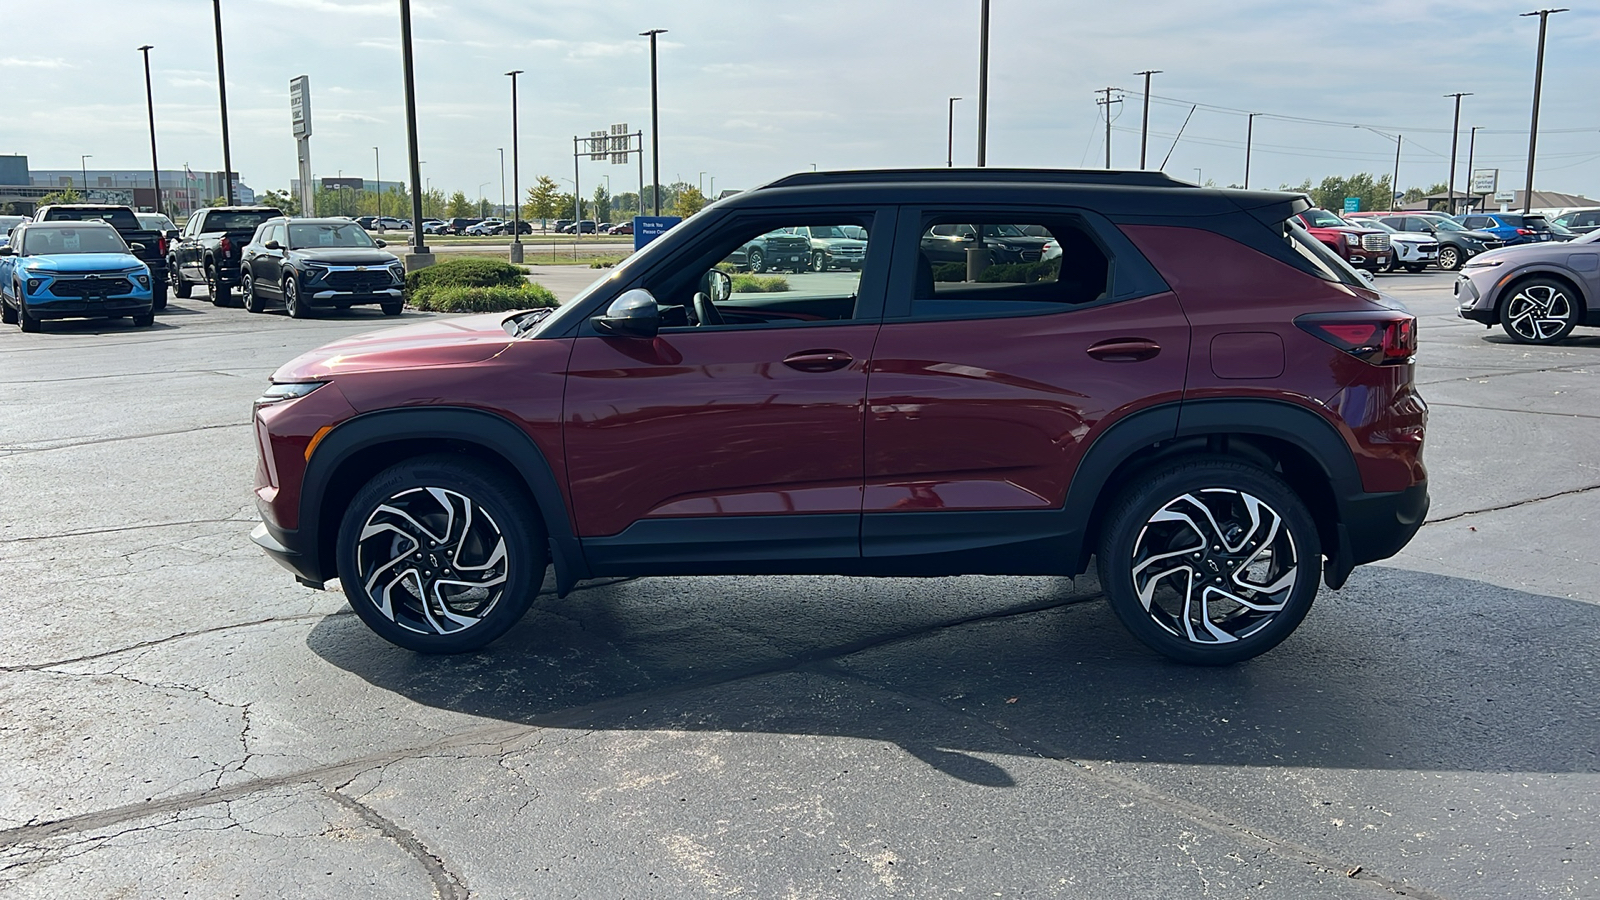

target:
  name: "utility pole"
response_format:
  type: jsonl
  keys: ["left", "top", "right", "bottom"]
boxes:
{"left": 1444, "top": 92, "right": 1472, "bottom": 215}
{"left": 947, "top": 96, "right": 961, "bottom": 167}
{"left": 1244, "top": 113, "right": 1257, "bottom": 189}
{"left": 1465, "top": 125, "right": 1482, "bottom": 212}
{"left": 399, "top": 0, "right": 428, "bottom": 262}
{"left": 211, "top": 0, "right": 234, "bottom": 204}
{"left": 1135, "top": 70, "right": 1160, "bottom": 169}
{"left": 1520, "top": 8, "right": 1567, "bottom": 213}
{"left": 497, "top": 148, "right": 505, "bottom": 218}
{"left": 641, "top": 29, "right": 666, "bottom": 214}
{"left": 80, "top": 155, "right": 92, "bottom": 193}
{"left": 373, "top": 146, "right": 381, "bottom": 218}
{"left": 1096, "top": 88, "right": 1121, "bottom": 169}
{"left": 1392, "top": 134, "right": 1402, "bottom": 210}
{"left": 137, "top": 46, "right": 162, "bottom": 216}
{"left": 506, "top": 69, "right": 523, "bottom": 261}
{"left": 976, "top": 0, "right": 990, "bottom": 166}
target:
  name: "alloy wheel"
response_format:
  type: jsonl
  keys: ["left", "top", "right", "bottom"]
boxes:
{"left": 1129, "top": 488, "right": 1299, "bottom": 646}
{"left": 354, "top": 486, "right": 509, "bottom": 636}
{"left": 1502, "top": 282, "right": 1575, "bottom": 343}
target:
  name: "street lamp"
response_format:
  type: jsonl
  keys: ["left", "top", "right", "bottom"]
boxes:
{"left": 1520, "top": 8, "right": 1568, "bottom": 213}
{"left": 641, "top": 29, "right": 666, "bottom": 215}
{"left": 80, "top": 155, "right": 92, "bottom": 193}
{"left": 947, "top": 96, "right": 961, "bottom": 167}
{"left": 478, "top": 181, "right": 491, "bottom": 218}
{"left": 977, "top": 0, "right": 990, "bottom": 166}
{"left": 1244, "top": 112, "right": 1258, "bottom": 189}
{"left": 497, "top": 147, "right": 505, "bottom": 217}
{"left": 1135, "top": 70, "right": 1161, "bottom": 169}
{"left": 137, "top": 46, "right": 162, "bottom": 216}
{"left": 698, "top": 171, "right": 705, "bottom": 196}
{"left": 1356, "top": 126, "right": 1403, "bottom": 211}
{"left": 1465, "top": 125, "right": 1483, "bottom": 212}
{"left": 399, "top": 0, "right": 428, "bottom": 260}
{"left": 373, "top": 146, "right": 381, "bottom": 218}
{"left": 1193, "top": 167, "right": 1202, "bottom": 185}
{"left": 506, "top": 69, "right": 523, "bottom": 260}
{"left": 211, "top": 0, "right": 234, "bottom": 204}
{"left": 1444, "top": 93, "right": 1472, "bottom": 215}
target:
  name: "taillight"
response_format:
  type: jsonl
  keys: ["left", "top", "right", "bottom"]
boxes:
{"left": 220, "top": 236, "right": 232, "bottom": 254}
{"left": 1515, "top": 228, "right": 1532, "bottom": 235}
{"left": 157, "top": 235, "right": 167, "bottom": 257}
{"left": 1296, "top": 312, "right": 1416, "bottom": 365}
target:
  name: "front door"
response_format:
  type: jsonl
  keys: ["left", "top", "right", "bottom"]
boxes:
{"left": 563, "top": 209, "right": 894, "bottom": 568}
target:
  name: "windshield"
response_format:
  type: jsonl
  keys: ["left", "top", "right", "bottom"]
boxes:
{"left": 1426, "top": 218, "right": 1467, "bottom": 232}
{"left": 287, "top": 222, "right": 377, "bottom": 249}
{"left": 0, "top": 216, "right": 25, "bottom": 234}
{"left": 1302, "top": 209, "right": 1348, "bottom": 228}
{"left": 136, "top": 213, "right": 176, "bottom": 231}
{"left": 1360, "top": 219, "right": 1398, "bottom": 233}
{"left": 22, "top": 226, "right": 128, "bottom": 255}
{"left": 807, "top": 226, "right": 851, "bottom": 240}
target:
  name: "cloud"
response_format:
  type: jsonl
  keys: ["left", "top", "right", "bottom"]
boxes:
{"left": 0, "top": 57, "right": 72, "bottom": 69}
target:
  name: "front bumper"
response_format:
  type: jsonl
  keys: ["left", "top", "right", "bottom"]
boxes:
{"left": 307, "top": 287, "right": 402, "bottom": 307}
{"left": 26, "top": 294, "right": 153, "bottom": 319}
{"left": 1454, "top": 272, "right": 1498, "bottom": 324}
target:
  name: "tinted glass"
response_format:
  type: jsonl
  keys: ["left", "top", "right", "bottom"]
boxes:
{"left": 0, "top": 215, "right": 25, "bottom": 234}
{"left": 201, "top": 210, "right": 280, "bottom": 232}
{"left": 22, "top": 226, "right": 128, "bottom": 255}
{"left": 42, "top": 207, "right": 140, "bottom": 229}
{"left": 136, "top": 213, "right": 176, "bottom": 231}
{"left": 1301, "top": 209, "right": 1347, "bottom": 228}
{"left": 912, "top": 217, "right": 1109, "bottom": 317}
{"left": 287, "top": 222, "right": 377, "bottom": 248}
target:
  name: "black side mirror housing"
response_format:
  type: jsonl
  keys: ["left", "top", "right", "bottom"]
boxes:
{"left": 592, "top": 288, "right": 660, "bottom": 338}
{"left": 264, "top": 240, "right": 282, "bottom": 251}
{"left": 166, "top": 229, "right": 179, "bottom": 241}
{"left": 0, "top": 246, "right": 13, "bottom": 257}
{"left": 374, "top": 239, "right": 387, "bottom": 248}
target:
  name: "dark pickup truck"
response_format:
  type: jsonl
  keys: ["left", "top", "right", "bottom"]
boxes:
{"left": 33, "top": 205, "right": 170, "bottom": 309}
{"left": 170, "top": 206, "right": 283, "bottom": 305}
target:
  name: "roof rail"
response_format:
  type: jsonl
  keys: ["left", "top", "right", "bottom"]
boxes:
{"left": 763, "top": 168, "right": 1192, "bottom": 190}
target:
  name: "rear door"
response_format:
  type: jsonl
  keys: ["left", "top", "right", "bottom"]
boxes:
{"left": 862, "top": 205, "right": 1188, "bottom": 557}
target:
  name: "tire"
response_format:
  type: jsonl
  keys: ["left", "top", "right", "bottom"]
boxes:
{"left": 242, "top": 272, "right": 266, "bottom": 313}
{"left": 336, "top": 455, "right": 546, "bottom": 653}
{"left": 747, "top": 248, "right": 765, "bottom": 274}
{"left": 1097, "top": 458, "right": 1322, "bottom": 666}
{"left": 284, "top": 277, "right": 310, "bottom": 319}
{"left": 18, "top": 302, "right": 40, "bottom": 333}
{"left": 381, "top": 300, "right": 404, "bottom": 316}
{"left": 1, "top": 297, "right": 15, "bottom": 325}
{"left": 1438, "top": 245, "right": 1462, "bottom": 271}
{"left": 152, "top": 283, "right": 168, "bottom": 311}
{"left": 1405, "top": 264, "right": 1426, "bottom": 273}
{"left": 172, "top": 270, "right": 192, "bottom": 299}
{"left": 1500, "top": 277, "right": 1579, "bottom": 344}
{"left": 132, "top": 312, "right": 154, "bottom": 327}
{"left": 207, "top": 264, "right": 231, "bottom": 307}
{"left": 811, "top": 250, "right": 826, "bottom": 272}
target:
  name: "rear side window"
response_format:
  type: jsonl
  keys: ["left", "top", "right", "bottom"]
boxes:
{"left": 909, "top": 215, "right": 1110, "bottom": 318}
{"left": 1284, "top": 220, "right": 1364, "bottom": 288}
{"left": 201, "top": 210, "right": 279, "bottom": 232}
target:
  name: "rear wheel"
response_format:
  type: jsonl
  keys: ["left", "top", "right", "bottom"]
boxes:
{"left": 1097, "top": 458, "right": 1322, "bottom": 666}
{"left": 1405, "top": 264, "right": 1426, "bottom": 273}
{"left": 172, "top": 271, "right": 192, "bottom": 299}
{"left": 1500, "top": 277, "right": 1579, "bottom": 344}
{"left": 747, "top": 249, "right": 765, "bottom": 273}
{"left": 336, "top": 456, "right": 545, "bottom": 653}
{"left": 207, "top": 264, "right": 231, "bottom": 307}
{"left": 1438, "top": 245, "right": 1462, "bottom": 271}
{"left": 152, "top": 282, "right": 168, "bottom": 311}
{"left": 1, "top": 297, "right": 15, "bottom": 325}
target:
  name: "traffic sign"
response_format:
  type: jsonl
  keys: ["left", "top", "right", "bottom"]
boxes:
{"left": 634, "top": 215, "right": 680, "bottom": 250}
{"left": 289, "top": 76, "right": 312, "bottom": 138}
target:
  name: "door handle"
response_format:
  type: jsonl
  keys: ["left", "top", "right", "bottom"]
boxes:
{"left": 782, "top": 349, "right": 854, "bottom": 373}
{"left": 1086, "top": 337, "right": 1161, "bottom": 362}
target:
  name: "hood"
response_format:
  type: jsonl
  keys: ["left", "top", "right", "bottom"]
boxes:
{"left": 291, "top": 248, "right": 400, "bottom": 265}
{"left": 272, "top": 312, "right": 516, "bottom": 381}
{"left": 1466, "top": 240, "right": 1588, "bottom": 268}
{"left": 23, "top": 252, "right": 144, "bottom": 272}
{"left": 1385, "top": 231, "right": 1435, "bottom": 242}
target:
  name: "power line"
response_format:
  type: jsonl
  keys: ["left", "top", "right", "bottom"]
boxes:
{"left": 1122, "top": 89, "right": 1598, "bottom": 137}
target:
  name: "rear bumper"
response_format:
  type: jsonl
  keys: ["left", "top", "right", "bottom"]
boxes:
{"left": 1344, "top": 480, "right": 1429, "bottom": 566}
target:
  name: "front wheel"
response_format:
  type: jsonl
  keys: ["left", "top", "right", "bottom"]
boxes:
{"left": 18, "top": 302, "right": 40, "bottom": 333}
{"left": 152, "top": 283, "right": 168, "bottom": 311}
{"left": 811, "top": 250, "right": 826, "bottom": 272}
{"left": 1438, "top": 245, "right": 1462, "bottom": 271}
{"left": 132, "top": 312, "right": 154, "bottom": 327}
{"left": 1405, "top": 264, "right": 1426, "bottom": 273}
{"left": 1, "top": 297, "right": 15, "bottom": 325}
{"left": 747, "top": 249, "right": 765, "bottom": 274}
{"left": 284, "top": 277, "right": 310, "bottom": 319}
{"left": 381, "top": 300, "right": 404, "bottom": 316}
{"left": 1097, "top": 458, "right": 1322, "bottom": 666}
{"left": 1500, "top": 277, "right": 1579, "bottom": 344}
{"left": 242, "top": 272, "right": 266, "bottom": 313}
{"left": 336, "top": 455, "right": 546, "bottom": 653}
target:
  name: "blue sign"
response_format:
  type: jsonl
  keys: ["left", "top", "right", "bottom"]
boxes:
{"left": 633, "top": 216, "right": 681, "bottom": 251}
{"left": 1342, "top": 196, "right": 1361, "bottom": 213}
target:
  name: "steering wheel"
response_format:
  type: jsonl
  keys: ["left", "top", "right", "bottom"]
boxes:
{"left": 693, "top": 291, "right": 724, "bottom": 326}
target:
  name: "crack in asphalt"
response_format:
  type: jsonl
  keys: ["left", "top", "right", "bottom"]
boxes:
{"left": 1427, "top": 480, "right": 1600, "bottom": 525}
{"left": 325, "top": 790, "right": 469, "bottom": 900}
{"left": 0, "top": 612, "right": 349, "bottom": 674}
{"left": 0, "top": 517, "right": 255, "bottom": 545}
{"left": 1426, "top": 400, "right": 1600, "bottom": 421}
{"left": 0, "top": 588, "right": 1099, "bottom": 849}
{"left": 8, "top": 368, "right": 252, "bottom": 385}
{"left": 0, "top": 422, "right": 249, "bottom": 458}
{"left": 811, "top": 661, "right": 1450, "bottom": 900}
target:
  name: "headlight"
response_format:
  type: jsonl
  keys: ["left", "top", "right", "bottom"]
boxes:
{"left": 1463, "top": 258, "right": 1504, "bottom": 269}
{"left": 256, "top": 381, "right": 327, "bottom": 406}
{"left": 1344, "top": 233, "right": 1362, "bottom": 247}
{"left": 135, "top": 274, "right": 150, "bottom": 287}
{"left": 389, "top": 264, "right": 406, "bottom": 280}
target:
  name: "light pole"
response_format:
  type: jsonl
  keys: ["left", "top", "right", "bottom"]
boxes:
{"left": 976, "top": 0, "right": 990, "bottom": 166}
{"left": 506, "top": 69, "right": 523, "bottom": 260}
{"left": 399, "top": 0, "right": 427, "bottom": 261}
{"left": 1444, "top": 92, "right": 1472, "bottom": 215}
{"left": 1135, "top": 69, "right": 1161, "bottom": 169}
{"left": 137, "top": 46, "right": 162, "bottom": 216}
{"left": 1465, "top": 125, "right": 1482, "bottom": 212}
{"left": 211, "top": 0, "right": 234, "bottom": 204}
{"left": 498, "top": 147, "right": 505, "bottom": 216}
{"left": 1357, "top": 126, "right": 1403, "bottom": 210}
{"left": 373, "top": 146, "right": 381, "bottom": 218}
{"left": 1520, "top": 8, "right": 1567, "bottom": 213}
{"left": 1244, "top": 112, "right": 1258, "bottom": 189}
{"left": 641, "top": 29, "right": 666, "bottom": 215}
{"left": 603, "top": 173, "right": 611, "bottom": 220}
{"left": 80, "top": 155, "right": 92, "bottom": 193}
{"left": 947, "top": 96, "right": 961, "bottom": 166}
{"left": 478, "top": 181, "right": 491, "bottom": 218}
{"left": 698, "top": 171, "right": 705, "bottom": 196}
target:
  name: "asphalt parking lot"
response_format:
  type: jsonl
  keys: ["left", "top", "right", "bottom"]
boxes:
{"left": 1, "top": 269, "right": 1596, "bottom": 898}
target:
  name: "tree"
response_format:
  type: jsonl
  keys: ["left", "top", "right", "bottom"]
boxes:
{"left": 1279, "top": 174, "right": 1394, "bottom": 213}
{"left": 447, "top": 191, "right": 472, "bottom": 218}
{"left": 259, "top": 188, "right": 301, "bottom": 217}
{"left": 1402, "top": 182, "right": 1447, "bottom": 205}
{"left": 37, "top": 186, "right": 82, "bottom": 206}
{"left": 524, "top": 176, "right": 560, "bottom": 221}
{"left": 613, "top": 191, "right": 640, "bottom": 218}
{"left": 477, "top": 197, "right": 492, "bottom": 217}
{"left": 422, "top": 188, "right": 446, "bottom": 219}
{"left": 672, "top": 185, "right": 706, "bottom": 219}
{"left": 593, "top": 185, "right": 611, "bottom": 223}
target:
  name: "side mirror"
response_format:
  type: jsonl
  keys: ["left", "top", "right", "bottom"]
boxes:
{"left": 264, "top": 240, "right": 282, "bottom": 251}
{"left": 374, "top": 239, "right": 387, "bottom": 248}
{"left": 960, "top": 232, "right": 977, "bottom": 242}
{"left": 702, "top": 269, "right": 732, "bottom": 303}
{"left": 0, "top": 246, "right": 13, "bottom": 257}
{"left": 166, "top": 229, "right": 179, "bottom": 241}
{"left": 129, "top": 243, "right": 146, "bottom": 252}
{"left": 592, "top": 288, "right": 660, "bottom": 338}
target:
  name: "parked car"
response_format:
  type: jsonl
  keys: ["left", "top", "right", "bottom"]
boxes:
{"left": 552, "top": 219, "right": 574, "bottom": 234}
{"left": 723, "top": 227, "right": 812, "bottom": 272}
{"left": 421, "top": 220, "right": 450, "bottom": 235}
{"left": 559, "top": 220, "right": 599, "bottom": 234}
{"left": 0, "top": 215, "right": 26, "bottom": 249}
{"left": 918, "top": 222, "right": 1053, "bottom": 266}
{"left": 442, "top": 218, "right": 480, "bottom": 235}
{"left": 169, "top": 206, "right": 284, "bottom": 306}
{"left": 354, "top": 216, "right": 378, "bottom": 230}
{"left": 607, "top": 221, "right": 634, "bottom": 235}
{"left": 1549, "top": 208, "right": 1600, "bottom": 235}
{"left": 465, "top": 218, "right": 505, "bottom": 236}
{"left": 1455, "top": 212, "right": 1555, "bottom": 247}
{"left": 239, "top": 217, "right": 404, "bottom": 319}
{"left": 1291, "top": 209, "right": 1391, "bottom": 271}
{"left": 1456, "top": 229, "right": 1600, "bottom": 343}
{"left": 1348, "top": 212, "right": 1502, "bottom": 271}
{"left": 34, "top": 204, "right": 169, "bottom": 309}
{"left": 1353, "top": 218, "right": 1438, "bottom": 272}
{"left": 497, "top": 220, "right": 533, "bottom": 235}
{"left": 0, "top": 221, "right": 154, "bottom": 331}
{"left": 251, "top": 167, "right": 1427, "bottom": 666}
{"left": 792, "top": 224, "right": 868, "bottom": 271}
{"left": 135, "top": 212, "right": 178, "bottom": 238}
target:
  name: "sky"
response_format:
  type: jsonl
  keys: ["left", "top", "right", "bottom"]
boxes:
{"left": 3, "top": 0, "right": 1598, "bottom": 203}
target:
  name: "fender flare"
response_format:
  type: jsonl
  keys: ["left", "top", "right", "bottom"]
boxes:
{"left": 298, "top": 406, "right": 587, "bottom": 595}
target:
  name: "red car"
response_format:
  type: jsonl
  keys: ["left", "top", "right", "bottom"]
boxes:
{"left": 252, "top": 168, "right": 1428, "bottom": 665}
{"left": 1294, "top": 208, "right": 1391, "bottom": 272}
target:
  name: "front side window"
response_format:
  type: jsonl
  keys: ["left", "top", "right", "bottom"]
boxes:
{"left": 908, "top": 216, "right": 1111, "bottom": 318}
{"left": 287, "top": 222, "right": 376, "bottom": 249}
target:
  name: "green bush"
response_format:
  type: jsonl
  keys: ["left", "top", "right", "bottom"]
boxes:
{"left": 932, "top": 262, "right": 966, "bottom": 283}
{"left": 930, "top": 259, "right": 1060, "bottom": 284}
{"left": 730, "top": 274, "right": 789, "bottom": 293}
{"left": 404, "top": 258, "right": 526, "bottom": 303}
{"left": 409, "top": 282, "right": 559, "bottom": 313}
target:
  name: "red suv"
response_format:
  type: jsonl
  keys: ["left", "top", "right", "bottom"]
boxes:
{"left": 252, "top": 169, "right": 1428, "bottom": 665}
{"left": 1293, "top": 208, "right": 1392, "bottom": 271}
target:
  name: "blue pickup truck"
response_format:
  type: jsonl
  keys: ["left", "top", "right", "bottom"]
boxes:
{"left": 0, "top": 221, "right": 155, "bottom": 332}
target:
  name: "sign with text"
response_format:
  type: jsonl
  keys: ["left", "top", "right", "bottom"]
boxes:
{"left": 1470, "top": 168, "right": 1498, "bottom": 195}
{"left": 289, "top": 75, "right": 312, "bottom": 138}
{"left": 1342, "top": 196, "right": 1361, "bottom": 213}
{"left": 633, "top": 215, "right": 680, "bottom": 251}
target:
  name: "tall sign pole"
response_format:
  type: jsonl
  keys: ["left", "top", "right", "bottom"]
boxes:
{"left": 211, "top": 0, "right": 234, "bottom": 205}
{"left": 1444, "top": 92, "right": 1472, "bottom": 214}
{"left": 289, "top": 76, "right": 314, "bottom": 217}
{"left": 507, "top": 70, "right": 524, "bottom": 262}
{"left": 137, "top": 46, "right": 162, "bottom": 215}
{"left": 399, "top": 0, "right": 429, "bottom": 264}
{"left": 976, "top": 0, "right": 989, "bottom": 166}
{"left": 1135, "top": 70, "right": 1160, "bottom": 169}
{"left": 641, "top": 29, "right": 666, "bottom": 214}
{"left": 1519, "top": 8, "right": 1568, "bottom": 213}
